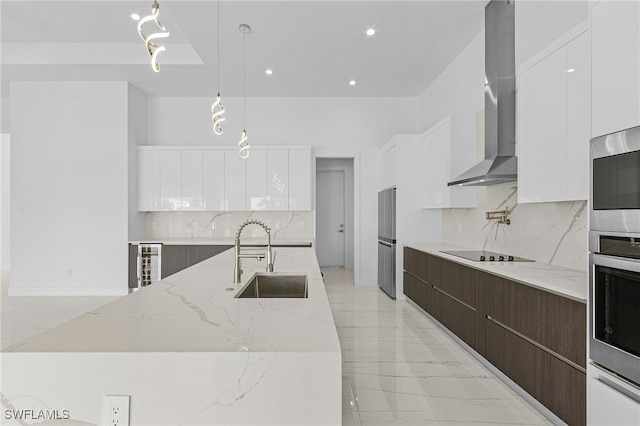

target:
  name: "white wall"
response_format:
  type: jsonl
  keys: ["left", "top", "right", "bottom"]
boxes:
{"left": 147, "top": 96, "right": 418, "bottom": 285}
{"left": 10, "top": 82, "right": 130, "bottom": 295}
{"left": 417, "top": 31, "right": 485, "bottom": 132}
{"left": 1, "top": 134, "right": 10, "bottom": 290}
{"left": 515, "top": 0, "right": 589, "bottom": 67}
{"left": 127, "top": 84, "right": 148, "bottom": 241}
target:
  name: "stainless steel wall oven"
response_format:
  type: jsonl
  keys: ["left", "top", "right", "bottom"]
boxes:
{"left": 589, "top": 125, "right": 640, "bottom": 386}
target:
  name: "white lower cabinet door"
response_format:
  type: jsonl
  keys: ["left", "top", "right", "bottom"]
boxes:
{"left": 268, "top": 150, "right": 289, "bottom": 210}
{"left": 224, "top": 150, "right": 246, "bottom": 210}
{"left": 246, "top": 149, "right": 268, "bottom": 210}
{"left": 181, "top": 150, "right": 203, "bottom": 211}
{"left": 589, "top": 366, "right": 640, "bottom": 425}
{"left": 288, "top": 149, "right": 311, "bottom": 210}
{"left": 203, "top": 150, "right": 225, "bottom": 211}
{"left": 160, "top": 150, "right": 182, "bottom": 211}
{"left": 138, "top": 148, "right": 160, "bottom": 211}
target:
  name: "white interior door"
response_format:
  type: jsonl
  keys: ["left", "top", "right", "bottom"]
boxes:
{"left": 316, "top": 170, "right": 345, "bottom": 268}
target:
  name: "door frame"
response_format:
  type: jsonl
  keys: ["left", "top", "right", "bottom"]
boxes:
{"left": 314, "top": 153, "right": 359, "bottom": 283}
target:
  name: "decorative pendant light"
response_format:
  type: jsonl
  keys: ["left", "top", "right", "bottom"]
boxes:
{"left": 137, "top": 0, "right": 170, "bottom": 73}
{"left": 211, "top": 0, "right": 225, "bottom": 135}
{"left": 238, "top": 23, "right": 251, "bottom": 159}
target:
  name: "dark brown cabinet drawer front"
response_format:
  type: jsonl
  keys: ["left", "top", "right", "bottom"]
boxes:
{"left": 426, "top": 253, "right": 441, "bottom": 286}
{"left": 485, "top": 320, "right": 586, "bottom": 426}
{"left": 441, "top": 260, "right": 476, "bottom": 308}
{"left": 403, "top": 272, "right": 428, "bottom": 312}
{"left": 538, "top": 347, "right": 586, "bottom": 426}
{"left": 485, "top": 275, "right": 586, "bottom": 368}
{"left": 438, "top": 289, "right": 476, "bottom": 348}
{"left": 404, "top": 247, "right": 427, "bottom": 281}
{"left": 485, "top": 319, "right": 539, "bottom": 396}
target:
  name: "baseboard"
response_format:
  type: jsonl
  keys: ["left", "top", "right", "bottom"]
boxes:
{"left": 406, "top": 298, "right": 566, "bottom": 426}
{"left": 7, "top": 287, "right": 129, "bottom": 297}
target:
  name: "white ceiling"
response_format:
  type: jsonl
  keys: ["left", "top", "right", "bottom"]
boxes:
{"left": 1, "top": 0, "right": 486, "bottom": 98}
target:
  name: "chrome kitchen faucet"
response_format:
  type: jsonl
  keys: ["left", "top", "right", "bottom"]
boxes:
{"left": 234, "top": 219, "right": 274, "bottom": 283}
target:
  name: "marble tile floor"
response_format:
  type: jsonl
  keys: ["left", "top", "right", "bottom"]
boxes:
{"left": 321, "top": 268, "right": 554, "bottom": 426}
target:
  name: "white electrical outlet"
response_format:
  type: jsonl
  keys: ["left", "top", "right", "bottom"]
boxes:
{"left": 211, "top": 222, "right": 217, "bottom": 230}
{"left": 457, "top": 223, "right": 463, "bottom": 233}
{"left": 275, "top": 221, "right": 281, "bottom": 229}
{"left": 152, "top": 222, "right": 157, "bottom": 230}
{"left": 102, "top": 395, "right": 130, "bottom": 426}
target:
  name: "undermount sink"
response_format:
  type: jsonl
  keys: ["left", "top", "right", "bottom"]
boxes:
{"left": 235, "top": 273, "right": 308, "bottom": 298}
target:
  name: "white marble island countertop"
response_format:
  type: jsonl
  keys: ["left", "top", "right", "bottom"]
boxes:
{"left": 5, "top": 247, "right": 339, "bottom": 353}
{"left": 2, "top": 248, "right": 342, "bottom": 425}
{"left": 406, "top": 242, "right": 588, "bottom": 303}
{"left": 128, "top": 238, "right": 313, "bottom": 246}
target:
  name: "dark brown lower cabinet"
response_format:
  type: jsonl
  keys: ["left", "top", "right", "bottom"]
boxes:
{"left": 435, "top": 286, "right": 476, "bottom": 348}
{"left": 485, "top": 319, "right": 586, "bottom": 426}
{"left": 403, "top": 272, "right": 428, "bottom": 312}
{"left": 403, "top": 249, "right": 586, "bottom": 426}
{"left": 129, "top": 244, "right": 232, "bottom": 289}
{"left": 162, "top": 245, "right": 232, "bottom": 278}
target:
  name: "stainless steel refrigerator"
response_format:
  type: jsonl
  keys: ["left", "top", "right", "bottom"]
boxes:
{"left": 378, "top": 187, "right": 396, "bottom": 299}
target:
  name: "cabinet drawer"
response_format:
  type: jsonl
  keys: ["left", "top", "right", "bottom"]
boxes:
{"left": 440, "top": 260, "right": 475, "bottom": 308}
{"left": 403, "top": 272, "right": 427, "bottom": 312}
{"left": 404, "top": 247, "right": 427, "bottom": 281}
{"left": 485, "top": 275, "right": 586, "bottom": 368}
{"left": 485, "top": 320, "right": 586, "bottom": 426}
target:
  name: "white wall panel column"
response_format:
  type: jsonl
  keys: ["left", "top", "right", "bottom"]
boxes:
{"left": 10, "top": 82, "right": 129, "bottom": 295}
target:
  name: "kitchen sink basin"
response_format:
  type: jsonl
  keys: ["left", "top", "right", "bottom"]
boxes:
{"left": 235, "top": 273, "right": 308, "bottom": 298}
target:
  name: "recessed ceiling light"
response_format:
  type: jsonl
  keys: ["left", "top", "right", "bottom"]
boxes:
{"left": 349, "top": 80, "right": 356, "bottom": 86}
{"left": 265, "top": 69, "right": 273, "bottom": 75}
{"left": 366, "top": 28, "right": 376, "bottom": 36}
{"left": 131, "top": 13, "right": 140, "bottom": 21}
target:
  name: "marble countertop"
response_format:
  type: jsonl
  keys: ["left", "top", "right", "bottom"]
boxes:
{"left": 129, "top": 238, "right": 313, "bottom": 246}
{"left": 5, "top": 247, "right": 340, "bottom": 353}
{"left": 405, "top": 242, "right": 588, "bottom": 303}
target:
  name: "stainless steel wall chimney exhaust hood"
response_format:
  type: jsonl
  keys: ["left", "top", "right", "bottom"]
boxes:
{"left": 448, "top": 0, "right": 517, "bottom": 187}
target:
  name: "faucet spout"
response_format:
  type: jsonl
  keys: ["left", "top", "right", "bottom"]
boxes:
{"left": 234, "top": 219, "right": 274, "bottom": 283}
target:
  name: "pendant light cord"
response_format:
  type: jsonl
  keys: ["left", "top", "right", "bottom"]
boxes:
{"left": 243, "top": 26, "right": 246, "bottom": 129}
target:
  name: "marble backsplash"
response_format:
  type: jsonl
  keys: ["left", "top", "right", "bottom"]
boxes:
{"left": 442, "top": 183, "right": 587, "bottom": 272}
{"left": 146, "top": 211, "right": 313, "bottom": 241}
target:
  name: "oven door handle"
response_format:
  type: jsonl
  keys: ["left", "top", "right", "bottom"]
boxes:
{"left": 592, "top": 253, "right": 640, "bottom": 273}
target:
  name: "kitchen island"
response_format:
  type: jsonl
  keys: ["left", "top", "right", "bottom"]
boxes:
{"left": 1, "top": 247, "right": 341, "bottom": 425}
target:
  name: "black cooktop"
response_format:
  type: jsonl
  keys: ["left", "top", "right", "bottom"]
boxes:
{"left": 440, "top": 250, "right": 534, "bottom": 262}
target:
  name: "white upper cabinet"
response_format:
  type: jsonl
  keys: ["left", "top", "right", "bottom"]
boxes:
{"left": 138, "top": 146, "right": 311, "bottom": 211}
{"left": 181, "top": 150, "right": 203, "bottom": 211}
{"left": 267, "top": 150, "right": 289, "bottom": 210}
{"left": 288, "top": 149, "right": 311, "bottom": 210}
{"left": 518, "top": 30, "right": 589, "bottom": 203}
{"left": 203, "top": 149, "right": 225, "bottom": 211}
{"left": 420, "top": 116, "right": 476, "bottom": 209}
{"left": 566, "top": 32, "right": 590, "bottom": 200}
{"left": 137, "top": 148, "right": 160, "bottom": 211}
{"left": 224, "top": 149, "right": 246, "bottom": 211}
{"left": 160, "top": 150, "right": 182, "bottom": 211}
{"left": 246, "top": 149, "right": 268, "bottom": 210}
{"left": 592, "top": 0, "right": 640, "bottom": 138}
